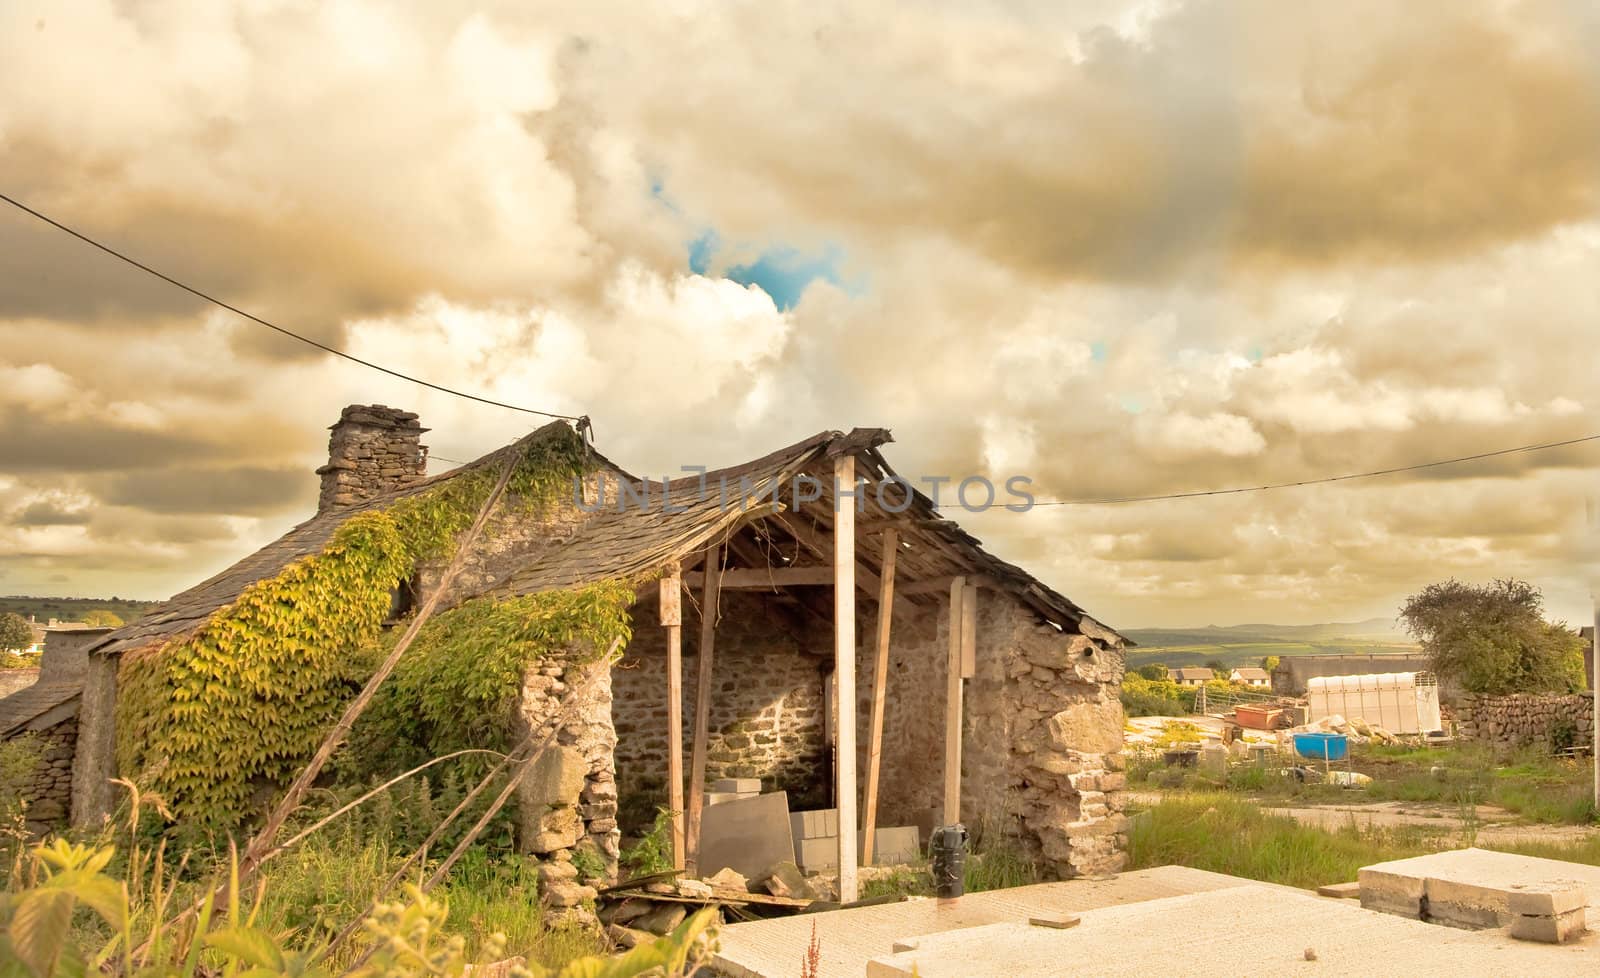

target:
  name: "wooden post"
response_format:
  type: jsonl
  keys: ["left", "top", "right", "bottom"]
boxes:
{"left": 685, "top": 544, "right": 721, "bottom": 873}
{"left": 861, "top": 528, "right": 898, "bottom": 866}
{"left": 834, "top": 454, "right": 859, "bottom": 904}
{"left": 660, "top": 566, "right": 686, "bottom": 870}
{"left": 943, "top": 575, "right": 966, "bottom": 826}
{"left": 960, "top": 582, "right": 977, "bottom": 679}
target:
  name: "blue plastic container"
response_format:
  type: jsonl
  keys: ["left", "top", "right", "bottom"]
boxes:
{"left": 1292, "top": 732, "right": 1349, "bottom": 761}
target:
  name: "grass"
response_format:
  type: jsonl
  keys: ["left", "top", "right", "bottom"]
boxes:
{"left": 1130, "top": 742, "right": 1600, "bottom": 827}
{"left": 859, "top": 825, "right": 1045, "bottom": 901}
{"left": 1128, "top": 793, "right": 1600, "bottom": 890}
{"left": 9, "top": 794, "right": 609, "bottom": 974}
{"left": 1127, "top": 794, "right": 1444, "bottom": 888}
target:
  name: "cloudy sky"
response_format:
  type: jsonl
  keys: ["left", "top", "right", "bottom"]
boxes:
{"left": 3, "top": 0, "right": 1598, "bottom": 629}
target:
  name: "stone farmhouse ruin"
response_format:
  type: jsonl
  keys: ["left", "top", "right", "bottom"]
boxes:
{"left": 1, "top": 405, "right": 1130, "bottom": 899}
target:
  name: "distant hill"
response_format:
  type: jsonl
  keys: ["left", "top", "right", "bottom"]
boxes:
{"left": 1125, "top": 617, "right": 1410, "bottom": 648}
{"left": 1123, "top": 617, "right": 1417, "bottom": 670}
{"left": 0, "top": 596, "right": 158, "bottom": 626}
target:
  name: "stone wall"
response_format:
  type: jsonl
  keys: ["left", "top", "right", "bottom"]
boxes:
{"left": 316, "top": 404, "right": 428, "bottom": 511}
{"left": 511, "top": 654, "right": 622, "bottom": 919}
{"left": 72, "top": 653, "right": 121, "bottom": 828}
{"left": 613, "top": 591, "right": 832, "bottom": 830}
{"left": 610, "top": 583, "right": 1129, "bottom": 878}
{"left": 1455, "top": 693, "right": 1595, "bottom": 751}
{"left": 867, "top": 592, "right": 1127, "bottom": 877}
{"left": 7, "top": 718, "right": 77, "bottom": 835}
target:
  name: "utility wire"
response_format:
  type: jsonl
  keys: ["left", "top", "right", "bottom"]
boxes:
{"left": 434, "top": 432, "right": 1599, "bottom": 503}
{"left": 0, "top": 191, "right": 583, "bottom": 422}
{"left": 1027, "top": 431, "right": 1600, "bottom": 506}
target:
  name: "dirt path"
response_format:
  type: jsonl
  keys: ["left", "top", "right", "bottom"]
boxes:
{"left": 1128, "top": 792, "right": 1600, "bottom": 847}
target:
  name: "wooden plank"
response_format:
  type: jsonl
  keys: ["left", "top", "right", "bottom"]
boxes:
{"left": 943, "top": 575, "right": 965, "bottom": 826}
{"left": 899, "top": 573, "right": 999, "bottom": 596}
{"left": 685, "top": 544, "right": 721, "bottom": 874}
{"left": 861, "top": 528, "right": 898, "bottom": 866}
{"left": 661, "top": 568, "right": 685, "bottom": 871}
{"left": 683, "top": 565, "right": 834, "bottom": 588}
{"left": 961, "top": 582, "right": 977, "bottom": 679}
{"left": 769, "top": 512, "right": 923, "bottom": 617}
{"left": 834, "top": 454, "right": 859, "bottom": 904}
{"left": 600, "top": 888, "right": 815, "bottom": 909}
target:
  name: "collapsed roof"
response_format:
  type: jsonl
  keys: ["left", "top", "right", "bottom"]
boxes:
{"left": 85, "top": 421, "right": 1126, "bottom": 663}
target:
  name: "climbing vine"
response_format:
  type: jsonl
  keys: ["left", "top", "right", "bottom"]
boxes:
{"left": 115, "top": 428, "right": 594, "bottom": 826}
{"left": 358, "top": 580, "right": 636, "bottom": 767}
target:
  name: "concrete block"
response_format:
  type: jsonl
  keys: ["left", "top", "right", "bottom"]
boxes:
{"left": 712, "top": 778, "right": 762, "bottom": 793}
{"left": 863, "top": 826, "right": 922, "bottom": 866}
{"left": 1510, "top": 907, "right": 1586, "bottom": 944}
{"left": 707, "top": 791, "right": 754, "bottom": 806}
{"left": 796, "top": 836, "right": 839, "bottom": 871}
{"left": 1358, "top": 867, "right": 1425, "bottom": 919}
{"left": 789, "top": 808, "right": 838, "bottom": 840}
{"left": 1316, "top": 881, "right": 1361, "bottom": 899}
{"left": 1507, "top": 884, "right": 1586, "bottom": 917}
{"left": 697, "top": 790, "right": 795, "bottom": 882}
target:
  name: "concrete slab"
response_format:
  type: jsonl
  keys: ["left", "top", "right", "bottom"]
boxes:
{"left": 713, "top": 866, "right": 1280, "bottom": 978}
{"left": 1316, "top": 881, "right": 1361, "bottom": 899}
{"left": 1359, "top": 848, "right": 1600, "bottom": 929}
{"left": 863, "top": 885, "right": 1598, "bottom": 978}
{"left": 790, "top": 809, "right": 837, "bottom": 841}
{"left": 796, "top": 836, "right": 838, "bottom": 871}
{"left": 865, "top": 827, "right": 921, "bottom": 866}
{"left": 697, "top": 790, "right": 794, "bottom": 882}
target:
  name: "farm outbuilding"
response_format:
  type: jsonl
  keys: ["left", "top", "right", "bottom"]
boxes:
{"left": 2, "top": 405, "right": 1132, "bottom": 903}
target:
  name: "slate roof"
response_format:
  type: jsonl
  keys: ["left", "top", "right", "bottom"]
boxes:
{"left": 82, "top": 420, "right": 1126, "bottom": 667}
{"left": 497, "top": 428, "right": 1126, "bottom": 642}
{"left": 86, "top": 421, "right": 579, "bottom": 660}
{"left": 0, "top": 639, "right": 93, "bottom": 737}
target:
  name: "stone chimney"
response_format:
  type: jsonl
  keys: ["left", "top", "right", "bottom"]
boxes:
{"left": 316, "top": 405, "right": 429, "bottom": 511}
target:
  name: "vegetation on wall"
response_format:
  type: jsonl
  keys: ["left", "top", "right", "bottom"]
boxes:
{"left": 115, "top": 429, "right": 594, "bottom": 827}
{"left": 355, "top": 581, "right": 635, "bottom": 769}
{"left": 116, "top": 513, "right": 411, "bottom": 824}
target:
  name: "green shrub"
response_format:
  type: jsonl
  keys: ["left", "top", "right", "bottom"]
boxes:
{"left": 620, "top": 807, "right": 675, "bottom": 878}
{"left": 0, "top": 838, "right": 715, "bottom": 978}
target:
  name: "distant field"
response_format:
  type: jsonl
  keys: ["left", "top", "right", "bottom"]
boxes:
{"left": 1125, "top": 641, "right": 1418, "bottom": 670}
{"left": 0, "top": 596, "right": 158, "bottom": 625}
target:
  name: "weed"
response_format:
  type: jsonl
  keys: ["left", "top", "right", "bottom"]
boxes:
{"left": 620, "top": 806, "right": 675, "bottom": 878}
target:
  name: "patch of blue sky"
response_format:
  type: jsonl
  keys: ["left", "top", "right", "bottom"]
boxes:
{"left": 658, "top": 176, "right": 860, "bottom": 310}
{"left": 686, "top": 229, "right": 853, "bottom": 311}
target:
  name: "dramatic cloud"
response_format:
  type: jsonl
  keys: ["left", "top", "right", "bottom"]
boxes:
{"left": 1, "top": 0, "right": 1596, "bottom": 626}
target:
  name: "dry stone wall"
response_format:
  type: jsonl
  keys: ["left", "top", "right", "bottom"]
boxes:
{"left": 612, "top": 591, "right": 831, "bottom": 830}
{"left": 1455, "top": 693, "right": 1594, "bottom": 751}
{"left": 512, "top": 655, "right": 621, "bottom": 919}
{"left": 10, "top": 718, "right": 76, "bottom": 836}
{"left": 610, "top": 584, "right": 1129, "bottom": 878}
{"left": 869, "top": 593, "right": 1127, "bottom": 877}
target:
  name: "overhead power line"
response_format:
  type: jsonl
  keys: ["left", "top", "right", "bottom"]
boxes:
{"left": 0, "top": 191, "right": 583, "bottom": 422}
{"left": 1028, "top": 431, "right": 1600, "bottom": 506}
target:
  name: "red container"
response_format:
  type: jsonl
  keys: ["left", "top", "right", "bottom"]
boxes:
{"left": 1234, "top": 704, "right": 1282, "bottom": 730}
